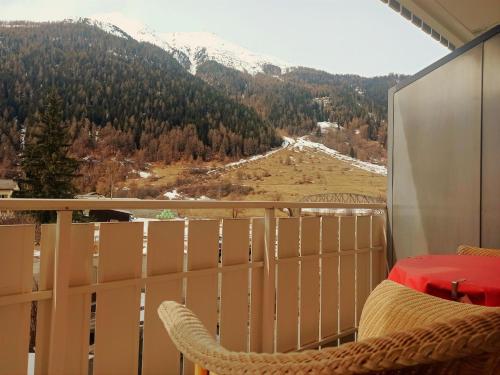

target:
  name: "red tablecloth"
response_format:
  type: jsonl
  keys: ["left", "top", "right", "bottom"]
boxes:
{"left": 388, "top": 255, "right": 500, "bottom": 306}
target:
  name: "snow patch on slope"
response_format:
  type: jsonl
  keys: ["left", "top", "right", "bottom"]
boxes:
{"left": 88, "top": 12, "right": 171, "bottom": 50}
{"left": 81, "top": 17, "right": 131, "bottom": 39}
{"left": 164, "top": 189, "right": 181, "bottom": 200}
{"left": 163, "top": 189, "right": 210, "bottom": 201}
{"left": 317, "top": 121, "right": 339, "bottom": 133}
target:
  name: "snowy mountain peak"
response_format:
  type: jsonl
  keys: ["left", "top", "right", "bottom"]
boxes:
{"left": 161, "top": 31, "right": 289, "bottom": 75}
{"left": 86, "top": 12, "right": 289, "bottom": 75}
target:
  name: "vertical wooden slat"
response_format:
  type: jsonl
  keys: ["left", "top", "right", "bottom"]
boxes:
{"left": 356, "top": 216, "right": 371, "bottom": 325}
{"left": 65, "top": 224, "right": 94, "bottom": 374}
{"left": 372, "top": 216, "right": 387, "bottom": 289}
{"left": 250, "top": 218, "right": 264, "bottom": 352}
{"left": 339, "top": 216, "right": 355, "bottom": 332}
{"left": 35, "top": 224, "right": 56, "bottom": 375}
{"left": 142, "top": 220, "right": 184, "bottom": 375}
{"left": 262, "top": 209, "right": 276, "bottom": 353}
{"left": 48, "top": 211, "right": 73, "bottom": 375}
{"left": 93, "top": 222, "right": 143, "bottom": 375}
{"left": 220, "top": 219, "right": 250, "bottom": 351}
{"left": 321, "top": 217, "right": 339, "bottom": 340}
{"left": 0, "top": 225, "right": 34, "bottom": 375}
{"left": 276, "top": 218, "right": 299, "bottom": 353}
{"left": 36, "top": 224, "right": 93, "bottom": 375}
{"left": 185, "top": 220, "right": 219, "bottom": 375}
{"left": 299, "top": 217, "right": 320, "bottom": 347}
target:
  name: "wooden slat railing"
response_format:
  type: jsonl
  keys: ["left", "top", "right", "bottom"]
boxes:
{"left": 0, "top": 199, "right": 387, "bottom": 375}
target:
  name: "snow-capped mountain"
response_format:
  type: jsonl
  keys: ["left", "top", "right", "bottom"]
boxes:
{"left": 160, "top": 31, "right": 289, "bottom": 75}
{"left": 86, "top": 12, "right": 289, "bottom": 75}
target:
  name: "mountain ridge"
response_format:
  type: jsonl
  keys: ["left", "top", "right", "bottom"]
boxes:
{"left": 87, "top": 12, "right": 290, "bottom": 75}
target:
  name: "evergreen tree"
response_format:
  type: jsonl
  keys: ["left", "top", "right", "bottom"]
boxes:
{"left": 19, "top": 90, "right": 79, "bottom": 201}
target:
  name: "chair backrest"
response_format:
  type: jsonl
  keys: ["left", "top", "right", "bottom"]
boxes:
{"left": 457, "top": 244, "right": 500, "bottom": 257}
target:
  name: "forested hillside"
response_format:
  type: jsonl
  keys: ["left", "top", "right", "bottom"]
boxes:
{"left": 196, "top": 61, "right": 406, "bottom": 160}
{"left": 0, "top": 19, "right": 405, "bottom": 195}
{"left": 197, "top": 61, "right": 322, "bottom": 134}
{"left": 0, "top": 20, "right": 280, "bottom": 178}
{"left": 283, "top": 68, "right": 403, "bottom": 124}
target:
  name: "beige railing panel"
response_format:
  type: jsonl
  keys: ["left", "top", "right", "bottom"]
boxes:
{"left": 276, "top": 217, "right": 300, "bottom": 353}
{"left": 372, "top": 216, "right": 387, "bottom": 289}
{"left": 185, "top": 220, "right": 219, "bottom": 375}
{"left": 0, "top": 225, "right": 34, "bottom": 375}
{"left": 261, "top": 209, "right": 276, "bottom": 353}
{"left": 357, "top": 216, "right": 371, "bottom": 250}
{"left": 64, "top": 224, "right": 94, "bottom": 374}
{"left": 321, "top": 217, "right": 339, "bottom": 339}
{"left": 339, "top": 216, "right": 356, "bottom": 331}
{"left": 299, "top": 217, "right": 320, "bottom": 347}
{"left": 220, "top": 219, "right": 250, "bottom": 352}
{"left": 93, "top": 222, "right": 143, "bottom": 375}
{"left": 0, "top": 200, "right": 387, "bottom": 374}
{"left": 250, "top": 218, "right": 264, "bottom": 352}
{"left": 356, "top": 217, "right": 371, "bottom": 325}
{"left": 35, "top": 224, "right": 56, "bottom": 375}
{"left": 142, "top": 220, "right": 184, "bottom": 375}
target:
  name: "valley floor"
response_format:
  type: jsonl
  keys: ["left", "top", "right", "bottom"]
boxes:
{"left": 125, "top": 137, "right": 387, "bottom": 218}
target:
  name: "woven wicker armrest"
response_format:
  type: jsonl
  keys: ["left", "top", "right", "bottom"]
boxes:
{"left": 358, "top": 279, "right": 492, "bottom": 339}
{"left": 457, "top": 244, "right": 500, "bottom": 257}
{"left": 158, "top": 280, "right": 500, "bottom": 374}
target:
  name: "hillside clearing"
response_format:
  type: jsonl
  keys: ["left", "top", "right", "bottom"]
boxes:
{"left": 125, "top": 139, "right": 387, "bottom": 218}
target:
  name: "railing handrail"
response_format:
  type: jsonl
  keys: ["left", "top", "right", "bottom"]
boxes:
{"left": 0, "top": 198, "right": 387, "bottom": 211}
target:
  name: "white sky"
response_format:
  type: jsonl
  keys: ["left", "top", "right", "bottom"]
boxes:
{"left": 1, "top": 0, "right": 449, "bottom": 77}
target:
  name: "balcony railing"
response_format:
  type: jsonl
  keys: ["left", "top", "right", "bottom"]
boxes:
{"left": 0, "top": 199, "right": 386, "bottom": 375}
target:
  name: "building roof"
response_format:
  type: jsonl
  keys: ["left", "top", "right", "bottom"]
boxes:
{"left": 380, "top": 0, "right": 500, "bottom": 50}
{"left": 0, "top": 179, "right": 19, "bottom": 191}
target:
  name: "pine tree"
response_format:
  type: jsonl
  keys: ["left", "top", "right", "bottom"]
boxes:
{"left": 19, "top": 90, "right": 79, "bottom": 202}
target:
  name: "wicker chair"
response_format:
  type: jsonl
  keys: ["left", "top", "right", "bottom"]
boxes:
{"left": 457, "top": 244, "right": 500, "bottom": 257}
{"left": 158, "top": 280, "right": 500, "bottom": 374}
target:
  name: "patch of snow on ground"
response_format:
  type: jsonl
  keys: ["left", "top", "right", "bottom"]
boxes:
{"left": 195, "top": 195, "right": 210, "bottom": 201}
{"left": 164, "top": 189, "right": 181, "bottom": 199}
{"left": 163, "top": 189, "right": 211, "bottom": 201}
{"left": 317, "top": 121, "right": 339, "bottom": 133}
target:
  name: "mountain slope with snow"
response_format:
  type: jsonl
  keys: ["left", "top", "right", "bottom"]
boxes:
{"left": 87, "top": 12, "right": 289, "bottom": 75}
{"left": 160, "top": 31, "right": 289, "bottom": 75}
{"left": 208, "top": 136, "right": 386, "bottom": 176}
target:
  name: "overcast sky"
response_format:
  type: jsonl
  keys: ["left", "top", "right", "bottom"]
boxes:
{"left": 1, "top": 0, "right": 449, "bottom": 77}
